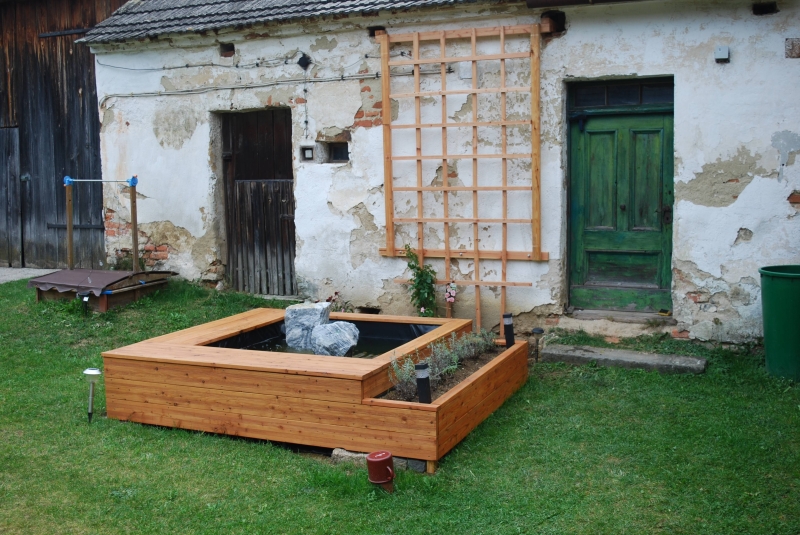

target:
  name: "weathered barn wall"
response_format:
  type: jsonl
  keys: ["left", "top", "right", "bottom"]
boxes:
{"left": 90, "top": 0, "right": 800, "bottom": 341}
{"left": 0, "top": 0, "right": 126, "bottom": 269}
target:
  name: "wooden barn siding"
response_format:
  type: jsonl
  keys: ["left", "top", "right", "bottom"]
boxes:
{"left": 0, "top": 0, "right": 125, "bottom": 268}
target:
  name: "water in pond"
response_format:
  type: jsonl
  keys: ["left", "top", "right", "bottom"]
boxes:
{"left": 209, "top": 320, "right": 437, "bottom": 359}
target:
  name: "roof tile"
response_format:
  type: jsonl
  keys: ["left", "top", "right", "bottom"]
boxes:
{"left": 81, "top": 0, "right": 482, "bottom": 44}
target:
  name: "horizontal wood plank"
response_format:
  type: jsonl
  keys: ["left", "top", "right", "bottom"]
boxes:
{"left": 436, "top": 369, "right": 526, "bottom": 458}
{"left": 387, "top": 25, "right": 533, "bottom": 43}
{"left": 361, "top": 397, "right": 438, "bottom": 412}
{"left": 437, "top": 342, "right": 528, "bottom": 432}
{"left": 102, "top": 341, "right": 378, "bottom": 379}
{"left": 107, "top": 379, "right": 436, "bottom": 436}
{"left": 389, "top": 51, "right": 530, "bottom": 66}
{"left": 437, "top": 344, "right": 528, "bottom": 458}
{"left": 104, "top": 358, "right": 363, "bottom": 403}
{"left": 149, "top": 308, "right": 284, "bottom": 344}
{"left": 109, "top": 401, "right": 438, "bottom": 460}
{"left": 379, "top": 247, "right": 544, "bottom": 261}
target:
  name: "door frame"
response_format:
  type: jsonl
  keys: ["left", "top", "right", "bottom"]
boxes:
{"left": 566, "top": 78, "right": 675, "bottom": 312}
{"left": 220, "top": 108, "right": 297, "bottom": 296}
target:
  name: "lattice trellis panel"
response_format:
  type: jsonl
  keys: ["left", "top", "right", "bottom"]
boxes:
{"left": 377, "top": 24, "right": 549, "bottom": 328}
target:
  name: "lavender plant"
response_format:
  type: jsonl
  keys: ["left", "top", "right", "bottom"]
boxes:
{"left": 388, "top": 352, "right": 417, "bottom": 401}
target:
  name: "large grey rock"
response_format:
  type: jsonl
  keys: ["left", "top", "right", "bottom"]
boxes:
{"left": 331, "top": 448, "right": 367, "bottom": 466}
{"left": 285, "top": 302, "right": 331, "bottom": 350}
{"left": 311, "top": 321, "right": 359, "bottom": 357}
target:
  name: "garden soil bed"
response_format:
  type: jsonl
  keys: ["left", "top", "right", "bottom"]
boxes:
{"left": 380, "top": 346, "right": 504, "bottom": 403}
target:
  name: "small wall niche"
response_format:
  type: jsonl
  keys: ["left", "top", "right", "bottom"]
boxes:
{"left": 219, "top": 43, "right": 235, "bottom": 57}
{"left": 305, "top": 141, "right": 351, "bottom": 164}
{"left": 753, "top": 2, "right": 779, "bottom": 15}
{"left": 368, "top": 26, "right": 386, "bottom": 38}
{"left": 327, "top": 142, "right": 349, "bottom": 163}
{"left": 300, "top": 146, "right": 315, "bottom": 162}
{"left": 541, "top": 11, "right": 567, "bottom": 34}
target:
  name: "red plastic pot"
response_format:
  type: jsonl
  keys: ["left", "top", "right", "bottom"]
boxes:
{"left": 367, "top": 451, "right": 395, "bottom": 486}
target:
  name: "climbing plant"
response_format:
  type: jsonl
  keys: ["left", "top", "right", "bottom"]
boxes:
{"left": 404, "top": 244, "right": 436, "bottom": 317}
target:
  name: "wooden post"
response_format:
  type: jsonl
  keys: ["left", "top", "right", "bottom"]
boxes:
{"left": 65, "top": 183, "right": 74, "bottom": 270}
{"left": 377, "top": 30, "right": 396, "bottom": 257}
{"left": 129, "top": 180, "right": 139, "bottom": 273}
{"left": 530, "top": 24, "right": 543, "bottom": 260}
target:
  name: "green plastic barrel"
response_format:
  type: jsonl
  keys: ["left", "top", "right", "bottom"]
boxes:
{"left": 759, "top": 265, "right": 800, "bottom": 381}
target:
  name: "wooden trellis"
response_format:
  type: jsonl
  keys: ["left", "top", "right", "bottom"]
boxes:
{"left": 377, "top": 24, "right": 550, "bottom": 329}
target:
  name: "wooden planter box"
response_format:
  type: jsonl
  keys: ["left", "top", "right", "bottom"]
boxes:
{"left": 102, "top": 309, "right": 528, "bottom": 472}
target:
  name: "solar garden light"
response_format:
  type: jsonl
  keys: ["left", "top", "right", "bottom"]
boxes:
{"left": 415, "top": 363, "right": 431, "bottom": 404}
{"left": 77, "top": 291, "right": 90, "bottom": 316}
{"left": 83, "top": 368, "right": 102, "bottom": 423}
{"left": 503, "top": 313, "right": 515, "bottom": 348}
{"left": 531, "top": 327, "right": 545, "bottom": 363}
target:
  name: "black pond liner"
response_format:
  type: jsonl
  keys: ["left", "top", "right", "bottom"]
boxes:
{"left": 207, "top": 320, "right": 437, "bottom": 359}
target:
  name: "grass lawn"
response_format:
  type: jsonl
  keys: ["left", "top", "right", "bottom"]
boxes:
{"left": 1, "top": 279, "right": 798, "bottom": 534}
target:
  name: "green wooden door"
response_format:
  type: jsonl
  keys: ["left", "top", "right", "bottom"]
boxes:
{"left": 569, "top": 114, "right": 674, "bottom": 312}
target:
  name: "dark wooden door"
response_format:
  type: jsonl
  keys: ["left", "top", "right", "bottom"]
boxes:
{"left": 0, "top": 128, "right": 22, "bottom": 267}
{"left": 222, "top": 110, "right": 296, "bottom": 295}
{"left": 569, "top": 114, "right": 674, "bottom": 312}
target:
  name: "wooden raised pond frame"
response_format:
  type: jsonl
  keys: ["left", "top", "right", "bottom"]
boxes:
{"left": 102, "top": 309, "right": 529, "bottom": 473}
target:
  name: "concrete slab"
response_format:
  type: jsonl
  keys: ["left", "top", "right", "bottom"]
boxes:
{"left": 570, "top": 309, "right": 677, "bottom": 326}
{"left": 542, "top": 344, "right": 707, "bottom": 374}
{"left": 0, "top": 268, "right": 59, "bottom": 285}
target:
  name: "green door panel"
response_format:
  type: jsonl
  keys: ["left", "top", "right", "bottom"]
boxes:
{"left": 569, "top": 113, "right": 674, "bottom": 312}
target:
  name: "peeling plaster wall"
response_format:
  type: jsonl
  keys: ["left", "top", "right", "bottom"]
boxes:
{"left": 92, "top": 0, "right": 800, "bottom": 341}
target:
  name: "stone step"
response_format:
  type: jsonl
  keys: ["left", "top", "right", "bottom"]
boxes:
{"left": 541, "top": 344, "right": 707, "bottom": 374}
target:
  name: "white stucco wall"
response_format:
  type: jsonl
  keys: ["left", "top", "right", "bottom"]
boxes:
{"left": 92, "top": 0, "right": 800, "bottom": 340}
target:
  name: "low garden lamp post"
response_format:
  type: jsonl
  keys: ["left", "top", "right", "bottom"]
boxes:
{"left": 83, "top": 368, "right": 102, "bottom": 423}
{"left": 503, "top": 313, "right": 515, "bottom": 347}
{"left": 531, "top": 328, "right": 545, "bottom": 363}
{"left": 415, "top": 363, "right": 432, "bottom": 404}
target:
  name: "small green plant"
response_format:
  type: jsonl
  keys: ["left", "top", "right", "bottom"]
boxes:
{"left": 426, "top": 334, "right": 460, "bottom": 388}
{"left": 388, "top": 352, "right": 417, "bottom": 401}
{"left": 454, "top": 329, "right": 496, "bottom": 360}
{"left": 387, "top": 329, "right": 497, "bottom": 399}
{"left": 404, "top": 244, "right": 437, "bottom": 317}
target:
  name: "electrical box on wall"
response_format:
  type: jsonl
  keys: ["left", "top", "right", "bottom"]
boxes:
{"left": 300, "top": 146, "right": 315, "bottom": 161}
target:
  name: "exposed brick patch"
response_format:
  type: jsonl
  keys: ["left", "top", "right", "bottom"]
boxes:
{"left": 672, "top": 329, "right": 690, "bottom": 339}
{"left": 353, "top": 118, "right": 381, "bottom": 128}
{"left": 545, "top": 315, "right": 560, "bottom": 326}
{"left": 604, "top": 336, "right": 621, "bottom": 344}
